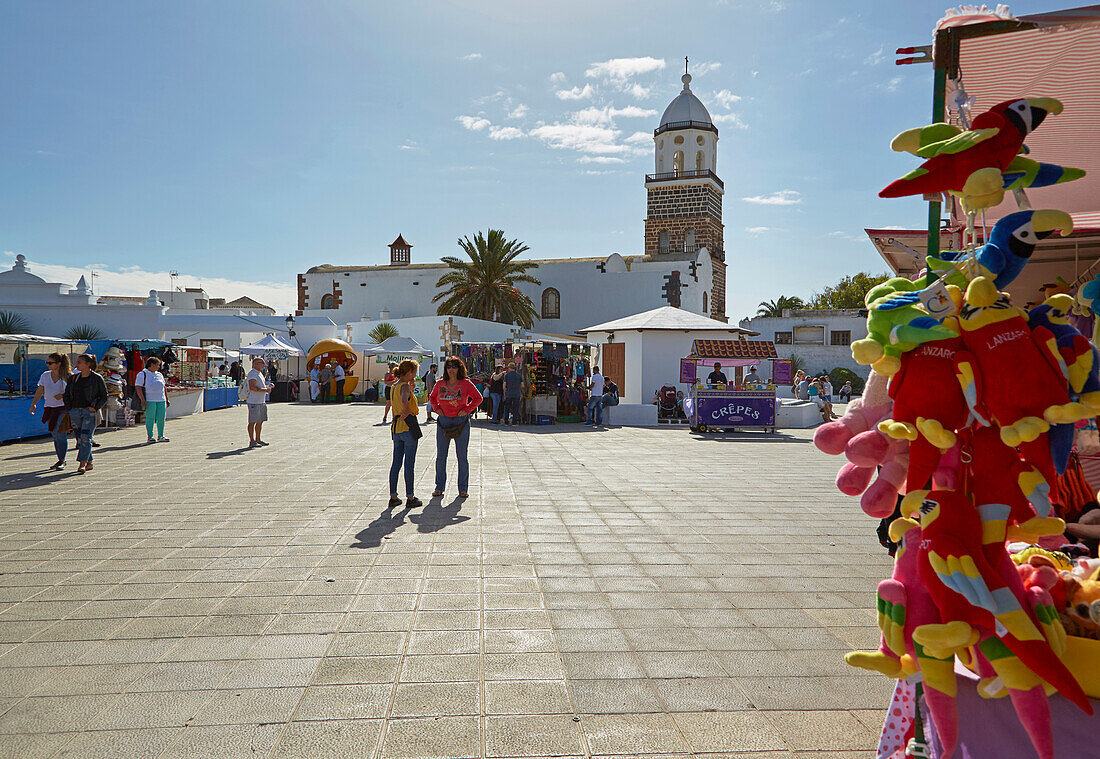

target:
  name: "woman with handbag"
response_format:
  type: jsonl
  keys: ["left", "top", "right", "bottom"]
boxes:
{"left": 29, "top": 352, "right": 72, "bottom": 470}
{"left": 135, "top": 356, "right": 170, "bottom": 443}
{"left": 429, "top": 356, "right": 483, "bottom": 499}
{"left": 388, "top": 359, "right": 424, "bottom": 510}
{"left": 64, "top": 353, "right": 108, "bottom": 474}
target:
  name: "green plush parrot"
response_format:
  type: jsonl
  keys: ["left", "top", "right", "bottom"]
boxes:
{"left": 851, "top": 279, "right": 959, "bottom": 376}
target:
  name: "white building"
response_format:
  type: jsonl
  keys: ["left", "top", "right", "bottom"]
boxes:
{"left": 0, "top": 255, "right": 164, "bottom": 338}
{"left": 743, "top": 309, "right": 869, "bottom": 378}
{"left": 296, "top": 66, "right": 731, "bottom": 336}
{"left": 580, "top": 306, "right": 754, "bottom": 426}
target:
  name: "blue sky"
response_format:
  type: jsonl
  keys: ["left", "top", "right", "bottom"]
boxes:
{"left": 0, "top": 0, "right": 1068, "bottom": 320}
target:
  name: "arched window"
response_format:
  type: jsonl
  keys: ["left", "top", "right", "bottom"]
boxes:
{"left": 320, "top": 294, "right": 335, "bottom": 310}
{"left": 541, "top": 288, "right": 560, "bottom": 319}
{"left": 703, "top": 291, "right": 709, "bottom": 314}
{"left": 685, "top": 229, "right": 695, "bottom": 250}
{"left": 658, "top": 230, "right": 670, "bottom": 253}
{"left": 673, "top": 150, "right": 684, "bottom": 175}
{"left": 696, "top": 151, "right": 704, "bottom": 171}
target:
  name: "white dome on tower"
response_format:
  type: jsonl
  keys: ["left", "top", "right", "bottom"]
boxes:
{"left": 659, "top": 73, "right": 713, "bottom": 129}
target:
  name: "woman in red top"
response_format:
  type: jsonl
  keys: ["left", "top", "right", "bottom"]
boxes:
{"left": 428, "top": 356, "right": 483, "bottom": 499}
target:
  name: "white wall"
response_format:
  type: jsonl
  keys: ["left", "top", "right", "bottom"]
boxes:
{"left": 4, "top": 302, "right": 164, "bottom": 339}
{"left": 745, "top": 310, "right": 869, "bottom": 378}
{"left": 301, "top": 250, "right": 714, "bottom": 337}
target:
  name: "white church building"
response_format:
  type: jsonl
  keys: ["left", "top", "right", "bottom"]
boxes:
{"left": 296, "top": 67, "right": 730, "bottom": 337}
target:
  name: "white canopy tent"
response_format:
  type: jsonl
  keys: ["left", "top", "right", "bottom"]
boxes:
{"left": 359, "top": 336, "right": 433, "bottom": 356}
{"left": 239, "top": 334, "right": 302, "bottom": 356}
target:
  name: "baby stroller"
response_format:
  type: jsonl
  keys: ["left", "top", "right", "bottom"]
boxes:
{"left": 657, "top": 385, "right": 679, "bottom": 419}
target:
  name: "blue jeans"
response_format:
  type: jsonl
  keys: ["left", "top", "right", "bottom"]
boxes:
{"left": 587, "top": 396, "right": 603, "bottom": 424}
{"left": 389, "top": 430, "right": 418, "bottom": 496}
{"left": 51, "top": 430, "right": 68, "bottom": 461}
{"left": 504, "top": 396, "right": 521, "bottom": 424}
{"left": 435, "top": 415, "right": 470, "bottom": 493}
{"left": 68, "top": 408, "right": 97, "bottom": 462}
{"left": 490, "top": 392, "right": 503, "bottom": 422}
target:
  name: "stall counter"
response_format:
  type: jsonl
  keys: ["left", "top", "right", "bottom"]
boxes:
{"left": 687, "top": 387, "right": 776, "bottom": 432}
{"left": 203, "top": 386, "right": 238, "bottom": 411}
{"left": 166, "top": 387, "right": 204, "bottom": 419}
{"left": 0, "top": 396, "right": 49, "bottom": 442}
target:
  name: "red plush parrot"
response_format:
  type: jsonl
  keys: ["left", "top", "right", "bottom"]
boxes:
{"left": 880, "top": 97, "right": 1063, "bottom": 210}
{"left": 905, "top": 490, "right": 1091, "bottom": 714}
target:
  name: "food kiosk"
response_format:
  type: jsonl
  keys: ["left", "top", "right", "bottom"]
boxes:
{"left": 681, "top": 339, "right": 778, "bottom": 432}
{"left": 306, "top": 338, "right": 360, "bottom": 400}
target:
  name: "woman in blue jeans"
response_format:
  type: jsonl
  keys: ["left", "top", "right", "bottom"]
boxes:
{"left": 63, "top": 353, "right": 108, "bottom": 474}
{"left": 29, "top": 352, "right": 71, "bottom": 470}
{"left": 427, "top": 356, "right": 483, "bottom": 499}
{"left": 388, "top": 359, "right": 424, "bottom": 509}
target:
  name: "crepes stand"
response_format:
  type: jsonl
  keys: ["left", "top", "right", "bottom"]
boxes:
{"left": 682, "top": 339, "right": 778, "bottom": 433}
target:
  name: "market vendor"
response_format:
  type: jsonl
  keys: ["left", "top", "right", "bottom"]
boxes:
{"left": 706, "top": 362, "right": 728, "bottom": 385}
{"left": 744, "top": 366, "right": 760, "bottom": 385}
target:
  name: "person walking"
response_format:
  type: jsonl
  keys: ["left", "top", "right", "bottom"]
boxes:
{"left": 839, "top": 380, "right": 853, "bottom": 402}
{"left": 135, "top": 356, "right": 170, "bottom": 443}
{"left": 229, "top": 360, "right": 243, "bottom": 385}
{"left": 309, "top": 363, "right": 320, "bottom": 403}
{"left": 428, "top": 356, "right": 483, "bottom": 499}
{"left": 64, "top": 353, "right": 108, "bottom": 474}
{"left": 388, "top": 359, "right": 424, "bottom": 509}
{"left": 584, "top": 365, "right": 605, "bottom": 427}
{"left": 503, "top": 362, "right": 524, "bottom": 426}
{"left": 488, "top": 364, "right": 506, "bottom": 423}
{"left": 381, "top": 362, "right": 397, "bottom": 422}
{"left": 822, "top": 377, "right": 834, "bottom": 403}
{"left": 246, "top": 357, "right": 273, "bottom": 447}
{"left": 422, "top": 363, "right": 438, "bottom": 422}
{"left": 333, "top": 361, "right": 346, "bottom": 402}
{"left": 29, "top": 352, "right": 71, "bottom": 470}
{"left": 319, "top": 362, "right": 332, "bottom": 404}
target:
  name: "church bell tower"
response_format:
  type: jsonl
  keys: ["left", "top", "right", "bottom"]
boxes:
{"left": 644, "top": 59, "right": 727, "bottom": 321}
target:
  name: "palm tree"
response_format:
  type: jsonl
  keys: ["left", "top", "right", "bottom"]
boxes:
{"left": 434, "top": 229, "right": 541, "bottom": 328}
{"left": 0, "top": 311, "right": 29, "bottom": 334}
{"left": 368, "top": 322, "right": 399, "bottom": 344}
{"left": 756, "top": 295, "right": 806, "bottom": 318}
{"left": 62, "top": 324, "right": 106, "bottom": 340}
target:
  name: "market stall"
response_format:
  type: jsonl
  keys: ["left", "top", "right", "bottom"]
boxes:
{"left": 680, "top": 339, "right": 778, "bottom": 432}
{"left": 240, "top": 334, "right": 303, "bottom": 403}
{"left": 0, "top": 334, "right": 90, "bottom": 442}
{"left": 306, "top": 338, "right": 359, "bottom": 401}
{"left": 359, "top": 337, "right": 434, "bottom": 402}
{"left": 162, "top": 345, "right": 208, "bottom": 419}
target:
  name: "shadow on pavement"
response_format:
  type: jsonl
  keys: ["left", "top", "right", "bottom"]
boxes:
{"left": 0, "top": 469, "right": 72, "bottom": 491}
{"left": 206, "top": 447, "right": 253, "bottom": 459}
{"left": 409, "top": 496, "right": 470, "bottom": 533}
{"left": 351, "top": 505, "right": 413, "bottom": 549}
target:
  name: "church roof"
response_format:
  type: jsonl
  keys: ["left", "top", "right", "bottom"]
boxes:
{"left": 0, "top": 255, "right": 48, "bottom": 285}
{"left": 658, "top": 73, "right": 713, "bottom": 131}
{"left": 389, "top": 235, "right": 411, "bottom": 248}
{"left": 579, "top": 306, "right": 756, "bottom": 334}
{"left": 305, "top": 250, "right": 702, "bottom": 275}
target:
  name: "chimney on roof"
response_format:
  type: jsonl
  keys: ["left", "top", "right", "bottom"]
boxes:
{"left": 389, "top": 235, "right": 411, "bottom": 266}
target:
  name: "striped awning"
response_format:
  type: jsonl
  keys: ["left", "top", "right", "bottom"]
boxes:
{"left": 690, "top": 340, "right": 778, "bottom": 359}
{"left": 950, "top": 14, "right": 1100, "bottom": 224}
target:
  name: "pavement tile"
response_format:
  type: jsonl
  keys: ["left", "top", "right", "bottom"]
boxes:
{"left": 764, "top": 709, "right": 878, "bottom": 751}
{"left": 391, "top": 681, "right": 481, "bottom": 717}
{"left": 673, "top": 710, "right": 790, "bottom": 753}
{"left": 294, "top": 683, "right": 391, "bottom": 720}
{"left": 400, "top": 653, "right": 480, "bottom": 683}
{"left": 189, "top": 686, "right": 305, "bottom": 725}
{"left": 52, "top": 727, "right": 183, "bottom": 758}
{"left": 160, "top": 723, "right": 284, "bottom": 758}
{"left": 568, "top": 678, "right": 664, "bottom": 715}
{"left": 271, "top": 719, "right": 384, "bottom": 759}
{"left": 312, "top": 655, "right": 401, "bottom": 685}
{"left": 581, "top": 713, "right": 691, "bottom": 754}
{"left": 485, "top": 679, "right": 573, "bottom": 715}
{"left": 381, "top": 715, "right": 481, "bottom": 759}
{"left": 485, "top": 714, "right": 585, "bottom": 757}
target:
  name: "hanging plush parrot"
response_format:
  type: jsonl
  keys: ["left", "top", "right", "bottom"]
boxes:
{"left": 880, "top": 98, "right": 1063, "bottom": 211}
{"left": 905, "top": 490, "right": 1092, "bottom": 714}
{"left": 939, "top": 209, "right": 1073, "bottom": 290}
{"left": 1001, "top": 156, "right": 1086, "bottom": 194}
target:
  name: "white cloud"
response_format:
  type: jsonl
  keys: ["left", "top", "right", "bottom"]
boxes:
{"left": 456, "top": 115, "right": 491, "bottom": 131}
{"left": 459, "top": 52, "right": 482, "bottom": 61}
{"left": 878, "top": 225, "right": 907, "bottom": 230}
{"left": 3, "top": 252, "right": 298, "bottom": 314}
{"left": 742, "top": 190, "right": 801, "bottom": 206}
{"left": 623, "top": 83, "right": 651, "bottom": 99}
{"left": 571, "top": 105, "right": 658, "bottom": 126}
{"left": 828, "top": 231, "right": 867, "bottom": 243}
{"left": 555, "top": 84, "right": 596, "bottom": 100}
{"left": 709, "top": 89, "right": 742, "bottom": 109}
{"left": 692, "top": 61, "right": 722, "bottom": 76}
{"left": 398, "top": 140, "right": 420, "bottom": 151}
{"left": 884, "top": 76, "right": 902, "bottom": 92}
{"left": 549, "top": 71, "right": 567, "bottom": 84}
{"left": 585, "top": 57, "right": 666, "bottom": 82}
{"left": 508, "top": 104, "right": 529, "bottom": 119}
{"left": 579, "top": 156, "right": 626, "bottom": 164}
{"left": 529, "top": 124, "right": 632, "bottom": 155}
{"left": 712, "top": 112, "right": 748, "bottom": 129}
{"left": 625, "top": 131, "right": 652, "bottom": 145}
{"left": 746, "top": 226, "right": 770, "bottom": 234}
{"left": 488, "top": 125, "right": 525, "bottom": 140}
{"left": 865, "top": 46, "right": 885, "bottom": 66}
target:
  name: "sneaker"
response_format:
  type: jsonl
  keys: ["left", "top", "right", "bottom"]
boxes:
{"left": 49, "top": 461, "right": 65, "bottom": 470}
{"left": 257, "top": 440, "right": 270, "bottom": 446}
{"left": 148, "top": 437, "right": 157, "bottom": 443}
{"left": 583, "top": 421, "right": 592, "bottom": 426}
{"left": 248, "top": 441, "right": 259, "bottom": 448}
{"left": 406, "top": 496, "right": 423, "bottom": 509}
{"left": 157, "top": 437, "right": 170, "bottom": 443}
{"left": 91, "top": 441, "right": 101, "bottom": 447}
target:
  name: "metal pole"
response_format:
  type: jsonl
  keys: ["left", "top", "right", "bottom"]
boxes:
{"left": 928, "top": 53, "right": 947, "bottom": 258}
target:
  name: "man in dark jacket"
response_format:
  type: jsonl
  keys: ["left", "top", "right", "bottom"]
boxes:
{"left": 64, "top": 353, "right": 109, "bottom": 472}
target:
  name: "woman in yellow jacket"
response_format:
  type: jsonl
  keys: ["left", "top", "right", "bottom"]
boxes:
{"left": 388, "top": 359, "right": 424, "bottom": 509}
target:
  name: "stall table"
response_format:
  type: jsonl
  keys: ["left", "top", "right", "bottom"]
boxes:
{"left": 166, "top": 387, "right": 204, "bottom": 418}
{"left": 0, "top": 396, "right": 49, "bottom": 442}
{"left": 203, "top": 386, "right": 238, "bottom": 411}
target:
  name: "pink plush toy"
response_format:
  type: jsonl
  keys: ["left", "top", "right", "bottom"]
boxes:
{"left": 814, "top": 371, "right": 909, "bottom": 517}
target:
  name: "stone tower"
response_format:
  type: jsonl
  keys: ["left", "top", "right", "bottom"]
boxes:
{"left": 644, "top": 62, "right": 727, "bottom": 321}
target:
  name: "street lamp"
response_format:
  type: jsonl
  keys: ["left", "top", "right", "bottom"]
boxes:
{"left": 285, "top": 314, "right": 296, "bottom": 338}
